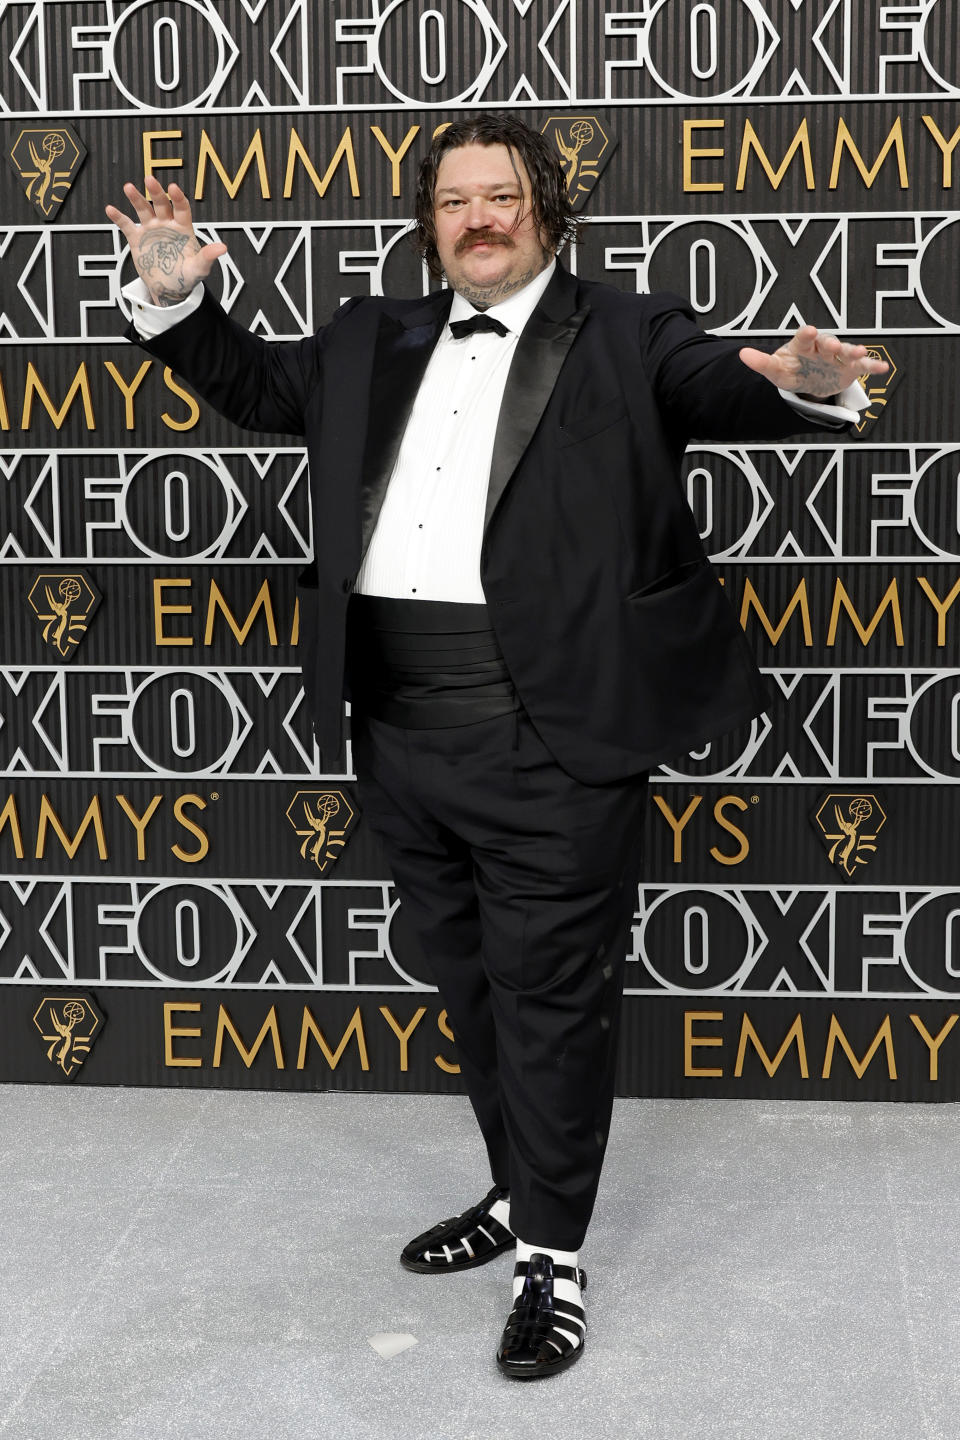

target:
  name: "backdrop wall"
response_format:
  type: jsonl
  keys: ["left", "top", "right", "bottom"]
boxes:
{"left": 1, "top": 0, "right": 958, "bottom": 1098}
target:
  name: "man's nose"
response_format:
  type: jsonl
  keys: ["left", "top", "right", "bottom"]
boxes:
{"left": 463, "top": 198, "right": 498, "bottom": 228}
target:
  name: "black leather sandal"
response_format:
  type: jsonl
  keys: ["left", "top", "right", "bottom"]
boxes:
{"left": 496, "top": 1253, "right": 587, "bottom": 1379}
{"left": 400, "top": 1184, "right": 513, "bottom": 1272}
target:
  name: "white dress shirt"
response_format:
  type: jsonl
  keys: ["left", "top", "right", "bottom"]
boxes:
{"left": 355, "top": 261, "right": 556, "bottom": 602}
{"left": 123, "top": 271, "right": 867, "bottom": 603}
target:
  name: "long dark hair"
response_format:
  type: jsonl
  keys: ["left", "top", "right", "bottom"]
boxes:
{"left": 413, "top": 114, "right": 580, "bottom": 279}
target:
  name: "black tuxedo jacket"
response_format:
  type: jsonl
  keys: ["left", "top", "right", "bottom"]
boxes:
{"left": 136, "top": 263, "right": 838, "bottom": 783}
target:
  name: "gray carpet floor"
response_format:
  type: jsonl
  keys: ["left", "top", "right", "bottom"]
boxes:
{"left": 0, "top": 1086, "right": 956, "bottom": 1439}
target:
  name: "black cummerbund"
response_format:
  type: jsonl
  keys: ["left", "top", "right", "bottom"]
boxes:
{"left": 346, "top": 595, "right": 518, "bottom": 728}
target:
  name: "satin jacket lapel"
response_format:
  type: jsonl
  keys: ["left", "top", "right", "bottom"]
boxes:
{"left": 484, "top": 280, "right": 590, "bottom": 533}
{"left": 360, "top": 295, "right": 450, "bottom": 557}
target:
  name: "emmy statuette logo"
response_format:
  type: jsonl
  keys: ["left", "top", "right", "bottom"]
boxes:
{"left": 8, "top": 123, "right": 87, "bottom": 220}
{"left": 33, "top": 996, "right": 104, "bottom": 1079}
{"left": 27, "top": 571, "right": 102, "bottom": 661}
{"left": 540, "top": 116, "right": 617, "bottom": 210}
{"left": 813, "top": 793, "right": 887, "bottom": 878}
{"left": 852, "top": 345, "right": 901, "bottom": 438}
{"left": 285, "top": 790, "right": 358, "bottom": 872}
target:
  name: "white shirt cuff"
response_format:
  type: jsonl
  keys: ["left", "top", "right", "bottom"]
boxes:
{"left": 122, "top": 277, "right": 204, "bottom": 338}
{"left": 778, "top": 379, "right": 868, "bottom": 427}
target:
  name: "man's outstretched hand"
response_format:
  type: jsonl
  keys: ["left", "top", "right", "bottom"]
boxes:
{"left": 739, "top": 325, "right": 889, "bottom": 398}
{"left": 105, "top": 177, "right": 227, "bottom": 307}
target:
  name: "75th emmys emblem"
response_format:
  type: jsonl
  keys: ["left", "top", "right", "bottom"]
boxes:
{"left": 8, "top": 123, "right": 87, "bottom": 221}
{"left": 852, "top": 344, "right": 901, "bottom": 439}
{"left": 27, "top": 571, "right": 102, "bottom": 661}
{"left": 540, "top": 116, "right": 616, "bottom": 210}
{"left": 813, "top": 793, "right": 887, "bottom": 878}
{"left": 285, "top": 790, "right": 357, "bottom": 872}
{"left": 33, "top": 996, "right": 104, "bottom": 1079}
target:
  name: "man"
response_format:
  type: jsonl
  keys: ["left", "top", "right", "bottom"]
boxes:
{"left": 107, "top": 115, "right": 885, "bottom": 1380}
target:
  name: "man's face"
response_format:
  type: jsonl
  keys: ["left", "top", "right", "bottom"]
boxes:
{"left": 432, "top": 142, "right": 551, "bottom": 306}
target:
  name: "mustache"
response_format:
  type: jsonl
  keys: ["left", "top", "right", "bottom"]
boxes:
{"left": 455, "top": 229, "right": 514, "bottom": 255}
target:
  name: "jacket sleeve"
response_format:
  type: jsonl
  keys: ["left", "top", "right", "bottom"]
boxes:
{"left": 125, "top": 287, "right": 363, "bottom": 437}
{"left": 639, "top": 292, "right": 848, "bottom": 445}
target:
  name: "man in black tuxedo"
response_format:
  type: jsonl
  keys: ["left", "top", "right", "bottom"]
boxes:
{"left": 108, "top": 114, "right": 885, "bottom": 1380}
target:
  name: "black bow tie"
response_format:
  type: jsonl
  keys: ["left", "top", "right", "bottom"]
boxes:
{"left": 449, "top": 313, "right": 509, "bottom": 339}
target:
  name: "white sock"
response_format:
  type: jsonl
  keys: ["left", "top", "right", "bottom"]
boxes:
{"left": 488, "top": 1197, "right": 512, "bottom": 1231}
{"left": 513, "top": 1240, "right": 585, "bottom": 1349}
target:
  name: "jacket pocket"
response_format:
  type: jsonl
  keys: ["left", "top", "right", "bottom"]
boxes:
{"left": 624, "top": 559, "right": 708, "bottom": 601}
{"left": 558, "top": 395, "right": 627, "bottom": 446}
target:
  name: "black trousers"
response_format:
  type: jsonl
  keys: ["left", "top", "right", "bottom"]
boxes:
{"left": 352, "top": 706, "right": 648, "bottom": 1250}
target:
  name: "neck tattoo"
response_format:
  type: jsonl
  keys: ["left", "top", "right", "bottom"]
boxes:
{"left": 453, "top": 267, "right": 538, "bottom": 310}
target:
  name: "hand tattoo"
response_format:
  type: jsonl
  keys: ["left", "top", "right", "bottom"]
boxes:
{"left": 135, "top": 227, "right": 200, "bottom": 307}
{"left": 790, "top": 352, "right": 854, "bottom": 397}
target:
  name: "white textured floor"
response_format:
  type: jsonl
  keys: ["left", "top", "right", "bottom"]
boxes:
{"left": 1, "top": 1086, "right": 957, "bottom": 1439}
